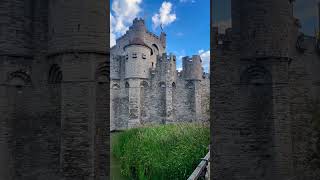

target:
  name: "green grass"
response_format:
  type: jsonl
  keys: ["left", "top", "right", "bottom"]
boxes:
{"left": 111, "top": 123, "right": 210, "bottom": 180}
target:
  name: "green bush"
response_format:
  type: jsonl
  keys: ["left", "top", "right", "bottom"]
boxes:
{"left": 111, "top": 123, "right": 210, "bottom": 180}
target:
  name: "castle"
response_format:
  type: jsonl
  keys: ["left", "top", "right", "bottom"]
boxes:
{"left": 0, "top": 0, "right": 108, "bottom": 179}
{"left": 212, "top": 0, "right": 320, "bottom": 179}
{"left": 110, "top": 18, "right": 210, "bottom": 131}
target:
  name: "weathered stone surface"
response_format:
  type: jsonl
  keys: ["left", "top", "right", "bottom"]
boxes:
{"left": 110, "top": 19, "right": 210, "bottom": 130}
{"left": 0, "top": 0, "right": 109, "bottom": 179}
{"left": 212, "top": 0, "right": 320, "bottom": 179}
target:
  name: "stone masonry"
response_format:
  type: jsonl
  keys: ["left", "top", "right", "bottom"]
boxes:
{"left": 0, "top": 0, "right": 109, "bottom": 179}
{"left": 212, "top": 0, "right": 320, "bottom": 179}
{"left": 110, "top": 18, "right": 210, "bottom": 131}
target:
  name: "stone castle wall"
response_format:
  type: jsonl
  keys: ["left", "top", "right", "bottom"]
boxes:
{"left": 110, "top": 20, "right": 210, "bottom": 130}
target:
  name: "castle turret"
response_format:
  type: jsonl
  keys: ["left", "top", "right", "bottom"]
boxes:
{"left": 180, "top": 55, "right": 203, "bottom": 122}
{"left": 182, "top": 55, "right": 203, "bottom": 80}
{"left": 160, "top": 32, "right": 167, "bottom": 49}
{"left": 128, "top": 18, "right": 147, "bottom": 45}
{"left": 124, "top": 38, "right": 152, "bottom": 79}
{"left": 154, "top": 53, "right": 177, "bottom": 123}
{"left": 131, "top": 18, "right": 147, "bottom": 32}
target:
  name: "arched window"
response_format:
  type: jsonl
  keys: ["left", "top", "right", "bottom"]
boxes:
{"left": 48, "top": 64, "right": 62, "bottom": 84}
{"left": 141, "top": 81, "right": 149, "bottom": 88}
{"left": 96, "top": 61, "right": 108, "bottom": 82}
{"left": 185, "top": 81, "right": 194, "bottom": 89}
{"left": 112, "top": 84, "right": 120, "bottom": 90}
{"left": 125, "top": 82, "right": 130, "bottom": 88}
{"left": 7, "top": 70, "right": 32, "bottom": 93}
{"left": 152, "top": 44, "right": 159, "bottom": 56}
{"left": 172, "top": 82, "right": 176, "bottom": 88}
{"left": 240, "top": 65, "right": 271, "bottom": 86}
{"left": 159, "top": 82, "right": 166, "bottom": 88}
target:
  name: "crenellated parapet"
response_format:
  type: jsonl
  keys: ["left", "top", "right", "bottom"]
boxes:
{"left": 181, "top": 55, "right": 203, "bottom": 81}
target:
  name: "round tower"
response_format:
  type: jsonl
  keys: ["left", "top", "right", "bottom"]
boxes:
{"left": 232, "top": 0, "right": 294, "bottom": 58}
{"left": 124, "top": 38, "right": 152, "bottom": 79}
{"left": 128, "top": 18, "right": 147, "bottom": 44}
{"left": 160, "top": 32, "right": 167, "bottom": 49}
{"left": 48, "top": 0, "right": 108, "bottom": 179}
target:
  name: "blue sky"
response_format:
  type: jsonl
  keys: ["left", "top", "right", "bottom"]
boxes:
{"left": 213, "top": 0, "right": 320, "bottom": 36}
{"left": 110, "top": 0, "right": 210, "bottom": 72}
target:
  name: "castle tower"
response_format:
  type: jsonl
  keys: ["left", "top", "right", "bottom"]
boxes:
{"left": 156, "top": 53, "right": 177, "bottom": 123}
{"left": 48, "top": 0, "right": 108, "bottom": 179}
{"left": 160, "top": 32, "right": 167, "bottom": 49}
{"left": 124, "top": 37, "right": 152, "bottom": 127}
{"left": 213, "top": 0, "right": 294, "bottom": 179}
{"left": 182, "top": 55, "right": 203, "bottom": 121}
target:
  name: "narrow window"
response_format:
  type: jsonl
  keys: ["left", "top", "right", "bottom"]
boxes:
{"left": 132, "top": 53, "right": 137, "bottom": 58}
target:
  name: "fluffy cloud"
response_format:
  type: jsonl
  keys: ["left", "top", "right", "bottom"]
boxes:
{"left": 152, "top": 2, "right": 176, "bottom": 30}
{"left": 110, "top": 13, "right": 116, "bottom": 47}
{"left": 198, "top": 50, "right": 210, "bottom": 72}
{"left": 110, "top": 0, "right": 142, "bottom": 47}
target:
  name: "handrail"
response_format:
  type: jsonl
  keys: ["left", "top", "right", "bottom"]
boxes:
{"left": 187, "top": 151, "right": 210, "bottom": 180}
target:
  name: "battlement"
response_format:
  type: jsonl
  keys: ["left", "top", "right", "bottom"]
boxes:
{"left": 181, "top": 55, "right": 203, "bottom": 80}
{"left": 130, "top": 18, "right": 146, "bottom": 31}
{"left": 157, "top": 53, "right": 176, "bottom": 62}
{"left": 133, "top": 17, "right": 145, "bottom": 24}
{"left": 115, "top": 19, "right": 166, "bottom": 50}
{"left": 182, "top": 55, "right": 202, "bottom": 64}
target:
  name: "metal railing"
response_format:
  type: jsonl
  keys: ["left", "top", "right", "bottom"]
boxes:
{"left": 187, "top": 151, "right": 210, "bottom": 180}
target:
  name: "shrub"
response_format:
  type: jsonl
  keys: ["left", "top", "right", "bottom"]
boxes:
{"left": 111, "top": 123, "right": 210, "bottom": 180}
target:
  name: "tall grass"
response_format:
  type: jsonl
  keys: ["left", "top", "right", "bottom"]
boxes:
{"left": 111, "top": 123, "right": 210, "bottom": 180}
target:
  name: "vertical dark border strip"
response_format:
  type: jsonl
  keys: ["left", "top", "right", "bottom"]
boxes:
{"left": 210, "top": 0, "right": 214, "bottom": 180}
{"left": 106, "top": 0, "right": 111, "bottom": 179}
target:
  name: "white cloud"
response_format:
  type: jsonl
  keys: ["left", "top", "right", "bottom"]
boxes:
{"left": 177, "top": 67, "right": 183, "bottom": 72}
{"left": 110, "top": 0, "right": 143, "bottom": 47}
{"left": 152, "top": 2, "right": 176, "bottom": 30}
{"left": 110, "top": 13, "right": 116, "bottom": 47}
{"left": 198, "top": 50, "right": 210, "bottom": 72}
{"left": 175, "top": 51, "right": 186, "bottom": 71}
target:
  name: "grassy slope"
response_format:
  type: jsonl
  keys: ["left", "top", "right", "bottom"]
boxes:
{"left": 112, "top": 123, "right": 210, "bottom": 180}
